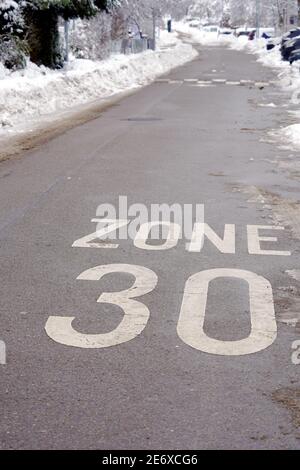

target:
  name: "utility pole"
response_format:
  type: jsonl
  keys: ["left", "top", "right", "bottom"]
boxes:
{"left": 64, "top": 20, "right": 69, "bottom": 63}
{"left": 220, "top": 0, "right": 224, "bottom": 27}
{"left": 152, "top": 8, "right": 156, "bottom": 51}
{"left": 255, "top": 0, "right": 260, "bottom": 39}
{"left": 152, "top": 6, "right": 161, "bottom": 51}
{"left": 298, "top": 0, "right": 300, "bottom": 26}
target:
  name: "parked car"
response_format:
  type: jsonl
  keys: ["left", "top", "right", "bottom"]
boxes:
{"left": 266, "top": 37, "right": 281, "bottom": 51}
{"left": 184, "top": 17, "right": 201, "bottom": 24}
{"left": 237, "top": 30, "right": 251, "bottom": 38}
{"left": 247, "top": 29, "right": 274, "bottom": 41}
{"left": 189, "top": 20, "right": 201, "bottom": 28}
{"left": 203, "top": 25, "right": 219, "bottom": 33}
{"left": 281, "top": 28, "right": 300, "bottom": 47}
{"left": 260, "top": 28, "right": 275, "bottom": 39}
{"left": 281, "top": 37, "right": 300, "bottom": 61}
{"left": 235, "top": 28, "right": 255, "bottom": 38}
{"left": 289, "top": 48, "right": 300, "bottom": 64}
{"left": 219, "top": 28, "right": 233, "bottom": 36}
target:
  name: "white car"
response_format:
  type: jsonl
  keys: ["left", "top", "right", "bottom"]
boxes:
{"left": 189, "top": 20, "right": 201, "bottom": 29}
{"left": 203, "top": 25, "right": 219, "bottom": 33}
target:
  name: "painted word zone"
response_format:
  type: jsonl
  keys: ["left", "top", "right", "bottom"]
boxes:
{"left": 72, "top": 219, "right": 291, "bottom": 256}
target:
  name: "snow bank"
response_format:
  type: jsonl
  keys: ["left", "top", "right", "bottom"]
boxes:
{"left": 277, "top": 123, "right": 300, "bottom": 148}
{"left": 0, "top": 31, "right": 197, "bottom": 136}
{"left": 228, "top": 36, "right": 286, "bottom": 70}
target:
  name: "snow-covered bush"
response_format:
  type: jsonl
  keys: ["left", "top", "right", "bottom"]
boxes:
{"left": 69, "top": 9, "right": 125, "bottom": 60}
{"left": 0, "top": 0, "right": 24, "bottom": 35}
{"left": 70, "top": 12, "right": 112, "bottom": 60}
{"left": 0, "top": 34, "right": 27, "bottom": 69}
{"left": 0, "top": 1, "right": 27, "bottom": 71}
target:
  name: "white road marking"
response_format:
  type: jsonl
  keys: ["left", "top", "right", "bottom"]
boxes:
{"left": 240, "top": 80, "right": 254, "bottom": 85}
{"left": 187, "top": 223, "right": 236, "bottom": 253}
{"left": 255, "top": 82, "right": 270, "bottom": 87}
{"left": 197, "top": 80, "right": 213, "bottom": 85}
{"left": 0, "top": 341, "right": 6, "bottom": 365}
{"left": 177, "top": 269, "right": 277, "bottom": 356}
{"left": 134, "top": 222, "right": 181, "bottom": 251}
{"left": 72, "top": 219, "right": 129, "bottom": 249}
{"left": 247, "top": 225, "right": 291, "bottom": 256}
{"left": 72, "top": 221, "right": 291, "bottom": 256}
{"left": 155, "top": 79, "right": 271, "bottom": 88}
{"left": 45, "top": 264, "right": 158, "bottom": 349}
{"left": 193, "top": 83, "right": 216, "bottom": 88}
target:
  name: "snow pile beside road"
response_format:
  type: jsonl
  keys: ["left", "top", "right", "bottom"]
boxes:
{"left": 230, "top": 37, "right": 287, "bottom": 70}
{"left": 0, "top": 31, "right": 197, "bottom": 136}
{"left": 236, "top": 39, "right": 300, "bottom": 149}
{"left": 278, "top": 123, "right": 300, "bottom": 148}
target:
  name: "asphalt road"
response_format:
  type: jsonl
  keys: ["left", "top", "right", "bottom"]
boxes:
{"left": 0, "top": 45, "right": 300, "bottom": 450}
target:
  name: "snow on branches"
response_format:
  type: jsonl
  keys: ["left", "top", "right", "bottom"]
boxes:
{"left": 0, "top": 0, "right": 25, "bottom": 34}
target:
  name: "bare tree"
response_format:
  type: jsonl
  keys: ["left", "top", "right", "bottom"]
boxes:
{"left": 189, "top": 0, "right": 298, "bottom": 29}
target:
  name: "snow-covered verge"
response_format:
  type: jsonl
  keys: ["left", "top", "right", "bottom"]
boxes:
{"left": 0, "top": 31, "right": 198, "bottom": 138}
{"left": 176, "top": 21, "right": 300, "bottom": 151}
{"left": 277, "top": 123, "right": 300, "bottom": 148}
{"left": 230, "top": 38, "right": 300, "bottom": 150}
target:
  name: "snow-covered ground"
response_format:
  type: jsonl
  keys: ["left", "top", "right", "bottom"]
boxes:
{"left": 0, "top": 30, "right": 198, "bottom": 138}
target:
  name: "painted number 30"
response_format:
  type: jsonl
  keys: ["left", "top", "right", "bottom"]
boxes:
{"left": 45, "top": 265, "right": 277, "bottom": 356}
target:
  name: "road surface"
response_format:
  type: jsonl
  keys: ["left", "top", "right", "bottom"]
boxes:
{"left": 0, "top": 45, "right": 300, "bottom": 450}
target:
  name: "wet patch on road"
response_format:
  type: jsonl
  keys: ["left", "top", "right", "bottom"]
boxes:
{"left": 123, "top": 117, "right": 163, "bottom": 122}
{"left": 208, "top": 171, "right": 227, "bottom": 177}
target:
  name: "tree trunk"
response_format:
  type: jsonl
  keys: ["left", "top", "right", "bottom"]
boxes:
{"left": 25, "top": 9, "right": 63, "bottom": 69}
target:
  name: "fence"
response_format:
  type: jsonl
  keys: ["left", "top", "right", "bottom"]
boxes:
{"left": 62, "top": 19, "right": 157, "bottom": 62}
{"left": 120, "top": 38, "right": 155, "bottom": 55}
